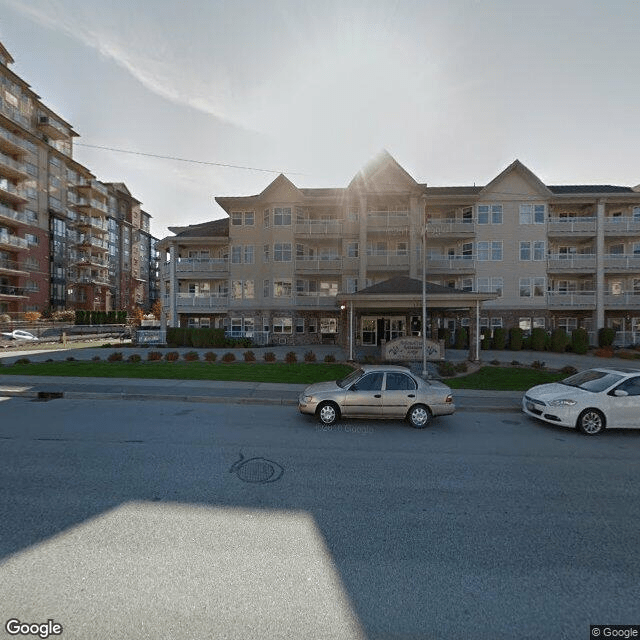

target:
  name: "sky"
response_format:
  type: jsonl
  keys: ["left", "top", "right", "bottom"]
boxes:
{"left": 1, "top": 0, "right": 639, "bottom": 240}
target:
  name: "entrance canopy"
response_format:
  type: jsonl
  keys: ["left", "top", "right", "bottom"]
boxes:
{"left": 337, "top": 276, "right": 498, "bottom": 361}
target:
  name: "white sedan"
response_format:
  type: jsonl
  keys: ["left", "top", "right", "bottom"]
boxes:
{"left": 1, "top": 329, "right": 39, "bottom": 341}
{"left": 523, "top": 367, "right": 640, "bottom": 435}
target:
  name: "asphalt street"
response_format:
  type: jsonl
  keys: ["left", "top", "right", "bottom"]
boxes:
{"left": 0, "top": 397, "right": 638, "bottom": 639}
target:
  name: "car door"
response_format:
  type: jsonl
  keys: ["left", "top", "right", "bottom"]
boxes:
{"left": 342, "top": 372, "right": 384, "bottom": 417}
{"left": 382, "top": 372, "right": 418, "bottom": 417}
{"left": 607, "top": 376, "right": 640, "bottom": 428}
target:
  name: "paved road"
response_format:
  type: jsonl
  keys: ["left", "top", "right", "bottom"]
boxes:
{"left": 0, "top": 398, "right": 638, "bottom": 639}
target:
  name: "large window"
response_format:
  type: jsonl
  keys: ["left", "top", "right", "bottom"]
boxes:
{"left": 519, "top": 204, "right": 546, "bottom": 224}
{"left": 274, "top": 207, "right": 292, "bottom": 226}
{"left": 274, "top": 243, "right": 292, "bottom": 262}
{"left": 477, "top": 241, "right": 502, "bottom": 261}
{"left": 273, "top": 280, "right": 292, "bottom": 297}
{"left": 519, "top": 277, "right": 545, "bottom": 297}
{"left": 477, "top": 204, "right": 503, "bottom": 224}
{"left": 273, "top": 317, "right": 292, "bottom": 333}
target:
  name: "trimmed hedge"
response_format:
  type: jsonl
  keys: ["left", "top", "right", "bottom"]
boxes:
{"left": 531, "top": 328, "right": 547, "bottom": 352}
{"left": 550, "top": 328, "right": 569, "bottom": 353}
{"left": 509, "top": 327, "right": 523, "bottom": 351}
{"left": 75, "top": 310, "right": 127, "bottom": 325}
{"left": 492, "top": 327, "right": 507, "bottom": 350}
{"left": 598, "top": 327, "right": 616, "bottom": 348}
{"left": 571, "top": 328, "right": 590, "bottom": 355}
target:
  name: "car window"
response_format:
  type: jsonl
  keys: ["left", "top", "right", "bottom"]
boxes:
{"left": 385, "top": 373, "right": 417, "bottom": 391}
{"left": 561, "top": 370, "right": 624, "bottom": 392}
{"left": 351, "top": 373, "right": 384, "bottom": 392}
{"left": 338, "top": 369, "right": 363, "bottom": 389}
{"left": 614, "top": 376, "right": 640, "bottom": 396}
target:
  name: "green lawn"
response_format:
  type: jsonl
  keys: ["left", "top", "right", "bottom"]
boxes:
{"left": 0, "top": 360, "right": 354, "bottom": 384}
{"left": 447, "top": 366, "right": 567, "bottom": 391}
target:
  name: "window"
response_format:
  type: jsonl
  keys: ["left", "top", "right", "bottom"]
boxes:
{"left": 347, "top": 242, "right": 359, "bottom": 258}
{"left": 490, "top": 317, "right": 503, "bottom": 329}
{"left": 616, "top": 376, "right": 640, "bottom": 396}
{"left": 244, "top": 245, "right": 254, "bottom": 264}
{"left": 519, "top": 318, "right": 532, "bottom": 332}
{"left": 533, "top": 241, "right": 545, "bottom": 261}
{"left": 231, "top": 281, "right": 242, "bottom": 300}
{"left": 396, "top": 242, "right": 408, "bottom": 256}
{"left": 231, "top": 212, "right": 243, "bottom": 226}
{"left": 273, "top": 280, "right": 292, "bottom": 297}
{"left": 308, "top": 319, "right": 317, "bottom": 333}
{"left": 263, "top": 209, "right": 269, "bottom": 227}
{"left": 25, "top": 233, "right": 38, "bottom": 246}
{"left": 520, "top": 277, "right": 545, "bottom": 297}
{"left": 385, "top": 373, "right": 417, "bottom": 391}
{"left": 558, "top": 317, "right": 578, "bottom": 332}
{"left": 461, "top": 278, "right": 473, "bottom": 291}
{"left": 610, "top": 281, "right": 623, "bottom": 295}
{"left": 533, "top": 318, "right": 545, "bottom": 329}
{"left": 244, "top": 211, "right": 254, "bottom": 226}
{"left": 633, "top": 207, "right": 640, "bottom": 222}
{"left": 608, "top": 244, "right": 624, "bottom": 255}
{"left": 320, "top": 317, "right": 337, "bottom": 334}
{"left": 263, "top": 279, "right": 270, "bottom": 297}
{"left": 345, "top": 277, "right": 358, "bottom": 293}
{"left": 273, "top": 317, "right": 292, "bottom": 333}
{"left": 274, "top": 207, "right": 291, "bottom": 226}
{"left": 520, "top": 241, "right": 531, "bottom": 261}
{"left": 477, "top": 205, "right": 489, "bottom": 224}
{"left": 491, "top": 241, "right": 502, "bottom": 260}
{"left": 353, "top": 373, "right": 384, "bottom": 391}
{"left": 243, "top": 280, "right": 254, "bottom": 299}
{"left": 274, "top": 243, "right": 292, "bottom": 262}
{"left": 519, "top": 204, "right": 546, "bottom": 224}
{"left": 477, "top": 242, "right": 489, "bottom": 261}
{"left": 295, "top": 318, "right": 305, "bottom": 334}
{"left": 491, "top": 205, "right": 503, "bottom": 224}
{"left": 263, "top": 244, "right": 270, "bottom": 262}
{"left": 231, "top": 317, "right": 242, "bottom": 333}
{"left": 231, "top": 246, "right": 242, "bottom": 264}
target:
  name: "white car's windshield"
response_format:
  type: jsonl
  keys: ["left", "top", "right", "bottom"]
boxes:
{"left": 561, "top": 370, "right": 624, "bottom": 393}
{"left": 337, "top": 369, "right": 364, "bottom": 389}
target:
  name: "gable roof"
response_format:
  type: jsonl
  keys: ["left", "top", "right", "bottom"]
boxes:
{"left": 480, "top": 159, "right": 552, "bottom": 197}
{"left": 348, "top": 150, "right": 420, "bottom": 192}
{"left": 168, "top": 217, "right": 229, "bottom": 238}
{"left": 354, "top": 276, "right": 467, "bottom": 296}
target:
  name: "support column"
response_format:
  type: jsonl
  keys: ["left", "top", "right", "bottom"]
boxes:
{"left": 468, "top": 302, "right": 479, "bottom": 362}
{"left": 358, "top": 195, "right": 367, "bottom": 290}
{"left": 409, "top": 195, "right": 422, "bottom": 279}
{"left": 595, "top": 200, "right": 605, "bottom": 332}
{"left": 169, "top": 243, "right": 178, "bottom": 328}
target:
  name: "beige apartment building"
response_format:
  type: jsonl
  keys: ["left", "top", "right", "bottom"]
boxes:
{"left": 0, "top": 40, "right": 158, "bottom": 316}
{"left": 159, "top": 151, "right": 640, "bottom": 349}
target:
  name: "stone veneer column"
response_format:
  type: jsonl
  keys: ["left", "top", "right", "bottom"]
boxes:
{"left": 595, "top": 200, "right": 605, "bottom": 332}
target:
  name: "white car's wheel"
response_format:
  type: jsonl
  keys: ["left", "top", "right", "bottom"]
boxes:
{"left": 577, "top": 408, "right": 605, "bottom": 435}
{"left": 407, "top": 404, "right": 432, "bottom": 429}
{"left": 317, "top": 401, "right": 340, "bottom": 426}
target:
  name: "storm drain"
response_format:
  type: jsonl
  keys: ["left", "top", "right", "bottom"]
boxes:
{"left": 35, "top": 391, "right": 64, "bottom": 402}
{"left": 230, "top": 453, "right": 284, "bottom": 483}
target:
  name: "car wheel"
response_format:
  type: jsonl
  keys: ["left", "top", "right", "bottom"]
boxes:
{"left": 407, "top": 404, "right": 432, "bottom": 429}
{"left": 317, "top": 401, "right": 340, "bottom": 426}
{"left": 577, "top": 408, "right": 605, "bottom": 435}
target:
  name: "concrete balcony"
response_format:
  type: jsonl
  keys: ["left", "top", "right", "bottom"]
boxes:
{"left": 547, "top": 216, "right": 597, "bottom": 236}
{"left": 76, "top": 215, "right": 109, "bottom": 233}
{"left": 547, "top": 292, "right": 596, "bottom": 309}
{"left": 167, "top": 258, "right": 230, "bottom": 278}
{"left": 295, "top": 257, "right": 343, "bottom": 272}
{"left": 75, "top": 179, "right": 109, "bottom": 198}
{"left": 0, "top": 231, "right": 28, "bottom": 251}
{"left": 366, "top": 252, "right": 410, "bottom": 270}
{"left": 425, "top": 256, "right": 476, "bottom": 274}
{"left": 0, "top": 127, "right": 27, "bottom": 156}
{"left": 604, "top": 293, "right": 640, "bottom": 308}
{"left": 73, "top": 253, "right": 109, "bottom": 268}
{"left": 174, "top": 293, "right": 229, "bottom": 311}
{"left": 425, "top": 220, "right": 475, "bottom": 237}
{"left": 0, "top": 180, "right": 28, "bottom": 205}
{"left": 0, "top": 203, "right": 29, "bottom": 226}
{"left": 295, "top": 220, "right": 343, "bottom": 237}
{"left": 75, "top": 275, "right": 111, "bottom": 287}
{"left": 367, "top": 211, "right": 410, "bottom": 234}
{"left": 0, "top": 257, "right": 29, "bottom": 276}
{"left": 0, "top": 284, "right": 28, "bottom": 299}
{"left": 547, "top": 254, "right": 596, "bottom": 272}
{"left": 294, "top": 293, "right": 339, "bottom": 308}
{"left": 604, "top": 255, "right": 640, "bottom": 272}
{"left": 76, "top": 235, "right": 109, "bottom": 251}
{"left": 604, "top": 217, "right": 640, "bottom": 235}
{"left": 0, "top": 151, "right": 29, "bottom": 181}
{"left": 37, "top": 116, "right": 69, "bottom": 140}
{"left": 75, "top": 197, "right": 108, "bottom": 215}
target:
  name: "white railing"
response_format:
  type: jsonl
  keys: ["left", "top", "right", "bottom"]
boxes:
{"left": 426, "top": 255, "right": 476, "bottom": 271}
{"left": 0, "top": 151, "right": 27, "bottom": 175}
{"left": 547, "top": 254, "right": 596, "bottom": 270}
{"left": 367, "top": 252, "right": 410, "bottom": 267}
{"left": 0, "top": 126, "right": 28, "bottom": 153}
{"left": 425, "top": 220, "right": 475, "bottom": 235}
{"left": 547, "top": 216, "right": 597, "bottom": 233}
{"left": 0, "top": 203, "right": 28, "bottom": 225}
{"left": 294, "top": 293, "right": 338, "bottom": 307}
{"left": 547, "top": 292, "right": 596, "bottom": 307}
{"left": 173, "top": 258, "right": 229, "bottom": 274}
{"left": 295, "top": 257, "right": 342, "bottom": 271}
{"left": 175, "top": 293, "right": 229, "bottom": 310}
{"left": 295, "top": 220, "right": 343, "bottom": 235}
{"left": 604, "top": 217, "right": 640, "bottom": 233}
{"left": 225, "top": 330, "right": 270, "bottom": 346}
{"left": 368, "top": 211, "right": 410, "bottom": 226}
{"left": 604, "top": 255, "right": 640, "bottom": 270}
{"left": 0, "top": 180, "right": 26, "bottom": 199}
{"left": 604, "top": 293, "right": 640, "bottom": 307}
{"left": 0, "top": 231, "right": 28, "bottom": 249}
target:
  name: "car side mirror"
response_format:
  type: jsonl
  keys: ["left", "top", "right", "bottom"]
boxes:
{"left": 613, "top": 389, "right": 629, "bottom": 397}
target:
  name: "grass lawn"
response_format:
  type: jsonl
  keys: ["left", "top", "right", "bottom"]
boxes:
{"left": 447, "top": 366, "right": 567, "bottom": 391}
{"left": 0, "top": 360, "right": 354, "bottom": 385}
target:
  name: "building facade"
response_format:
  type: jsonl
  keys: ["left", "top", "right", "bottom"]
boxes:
{"left": 159, "top": 151, "right": 640, "bottom": 348}
{"left": 0, "top": 41, "right": 158, "bottom": 316}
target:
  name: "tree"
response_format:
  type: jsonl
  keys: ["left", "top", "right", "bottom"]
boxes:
{"left": 151, "top": 299, "right": 162, "bottom": 320}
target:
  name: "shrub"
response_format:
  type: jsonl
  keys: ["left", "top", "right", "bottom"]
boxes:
{"left": 531, "top": 328, "right": 547, "bottom": 352}
{"left": 221, "top": 352, "right": 236, "bottom": 363}
{"left": 522, "top": 337, "right": 532, "bottom": 350}
{"left": 560, "top": 365, "right": 578, "bottom": 376}
{"left": 454, "top": 361, "right": 468, "bottom": 373}
{"left": 25, "top": 311, "right": 41, "bottom": 323}
{"left": 617, "top": 350, "right": 640, "bottom": 360}
{"left": 183, "top": 351, "right": 199, "bottom": 362}
{"left": 285, "top": 351, "right": 297, "bottom": 364}
{"left": 550, "top": 328, "right": 569, "bottom": 353}
{"left": 147, "top": 351, "right": 162, "bottom": 361}
{"left": 14, "top": 358, "right": 30, "bottom": 365}
{"left": 531, "top": 360, "right": 546, "bottom": 370}
{"left": 204, "top": 351, "right": 217, "bottom": 362}
{"left": 107, "top": 352, "right": 123, "bottom": 362}
{"left": 598, "top": 327, "right": 616, "bottom": 348}
{"left": 243, "top": 350, "right": 256, "bottom": 362}
{"left": 492, "top": 327, "right": 506, "bottom": 350}
{"left": 324, "top": 354, "right": 336, "bottom": 363}
{"left": 437, "top": 361, "right": 455, "bottom": 377}
{"left": 480, "top": 327, "right": 492, "bottom": 350}
{"left": 509, "top": 328, "right": 523, "bottom": 351}
{"left": 571, "top": 328, "right": 590, "bottom": 355}
{"left": 66, "top": 356, "right": 76, "bottom": 362}
{"left": 92, "top": 355, "right": 101, "bottom": 361}
{"left": 303, "top": 350, "right": 316, "bottom": 363}
{"left": 101, "top": 343, "right": 113, "bottom": 349}
{"left": 454, "top": 326, "right": 468, "bottom": 350}
{"left": 263, "top": 352, "right": 277, "bottom": 362}
{"left": 128, "top": 354, "right": 142, "bottom": 363}
{"left": 437, "top": 327, "right": 452, "bottom": 345}
{"left": 165, "top": 351, "right": 180, "bottom": 362}
{"left": 594, "top": 347, "right": 614, "bottom": 358}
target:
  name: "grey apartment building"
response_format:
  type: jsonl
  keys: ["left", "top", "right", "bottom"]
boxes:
{"left": 159, "top": 151, "right": 640, "bottom": 348}
{"left": 0, "top": 41, "right": 158, "bottom": 316}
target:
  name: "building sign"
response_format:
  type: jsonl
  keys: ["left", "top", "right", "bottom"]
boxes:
{"left": 383, "top": 336, "right": 443, "bottom": 362}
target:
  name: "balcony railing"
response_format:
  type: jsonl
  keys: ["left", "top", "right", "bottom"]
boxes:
{"left": 0, "top": 203, "right": 28, "bottom": 225}
{"left": 0, "top": 151, "right": 28, "bottom": 179}
{"left": 75, "top": 179, "right": 109, "bottom": 197}
{"left": 295, "top": 257, "right": 343, "bottom": 271}
{"left": 174, "top": 293, "right": 229, "bottom": 310}
{"left": 294, "top": 293, "right": 339, "bottom": 307}
{"left": 547, "top": 292, "right": 596, "bottom": 308}
{"left": 76, "top": 235, "right": 109, "bottom": 250}
{"left": 77, "top": 215, "right": 108, "bottom": 232}
{"left": 547, "top": 254, "right": 596, "bottom": 271}
{"left": 0, "top": 257, "right": 28, "bottom": 273}
{"left": 604, "top": 254, "right": 640, "bottom": 270}
{"left": 368, "top": 211, "right": 410, "bottom": 227}
{"left": 170, "top": 258, "right": 229, "bottom": 276}
{"left": 604, "top": 293, "right": 640, "bottom": 307}
{"left": 0, "top": 126, "right": 28, "bottom": 155}
{"left": 0, "top": 284, "right": 27, "bottom": 297}
{"left": 0, "top": 231, "right": 28, "bottom": 249}
{"left": 547, "top": 216, "right": 597, "bottom": 234}
{"left": 0, "top": 180, "right": 28, "bottom": 203}
{"left": 604, "top": 217, "right": 640, "bottom": 233}
{"left": 75, "top": 275, "right": 111, "bottom": 286}
{"left": 73, "top": 253, "right": 109, "bottom": 268}
{"left": 425, "top": 255, "right": 476, "bottom": 272}
{"left": 295, "top": 220, "right": 343, "bottom": 235}
{"left": 366, "top": 252, "right": 410, "bottom": 268}
{"left": 0, "top": 101, "right": 30, "bottom": 129}
{"left": 425, "top": 220, "right": 475, "bottom": 236}
{"left": 75, "top": 197, "right": 108, "bottom": 214}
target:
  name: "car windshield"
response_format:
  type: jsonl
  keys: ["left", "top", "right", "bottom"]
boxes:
{"left": 337, "top": 369, "right": 364, "bottom": 389}
{"left": 561, "top": 370, "right": 624, "bottom": 393}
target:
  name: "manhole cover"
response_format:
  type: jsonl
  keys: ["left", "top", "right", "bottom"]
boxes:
{"left": 230, "top": 453, "right": 284, "bottom": 483}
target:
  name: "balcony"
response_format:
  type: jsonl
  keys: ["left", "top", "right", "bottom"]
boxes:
{"left": 75, "top": 179, "right": 109, "bottom": 198}
{"left": 295, "top": 220, "right": 343, "bottom": 237}
{"left": 0, "top": 151, "right": 29, "bottom": 181}
{"left": 366, "top": 252, "right": 410, "bottom": 270}
{"left": 294, "top": 293, "right": 339, "bottom": 308}
{"left": 0, "top": 203, "right": 29, "bottom": 226}
{"left": 604, "top": 254, "right": 640, "bottom": 272}
{"left": 75, "top": 275, "right": 111, "bottom": 287}
{"left": 295, "top": 257, "right": 343, "bottom": 273}
{"left": 605, "top": 293, "right": 640, "bottom": 308}
{"left": 425, "top": 255, "right": 476, "bottom": 274}
{"left": 0, "top": 102, "right": 29, "bottom": 129}
{"left": 76, "top": 235, "right": 109, "bottom": 251}
{"left": 0, "top": 257, "right": 29, "bottom": 276}
{"left": 367, "top": 211, "right": 410, "bottom": 234}
{"left": 174, "top": 293, "right": 229, "bottom": 311}
{"left": 547, "top": 254, "right": 596, "bottom": 272}
{"left": 547, "top": 292, "right": 596, "bottom": 309}
{"left": 37, "top": 116, "right": 69, "bottom": 140}
{"left": 547, "top": 216, "right": 597, "bottom": 236}
{"left": 0, "top": 180, "right": 28, "bottom": 205}
{"left": 0, "top": 127, "right": 27, "bottom": 156}
{"left": 425, "top": 220, "right": 475, "bottom": 237}
{"left": 604, "top": 217, "right": 640, "bottom": 235}
{"left": 0, "top": 231, "right": 28, "bottom": 250}
{"left": 0, "top": 284, "right": 28, "bottom": 299}
{"left": 76, "top": 215, "right": 109, "bottom": 233}
{"left": 75, "top": 197, "right": 108, "bottom": 215}
{"left": 168, "top": 258, "right": 229, "bottom": 278}
{"left": 73, "top": 253, "right": 109, "bottom": 268}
